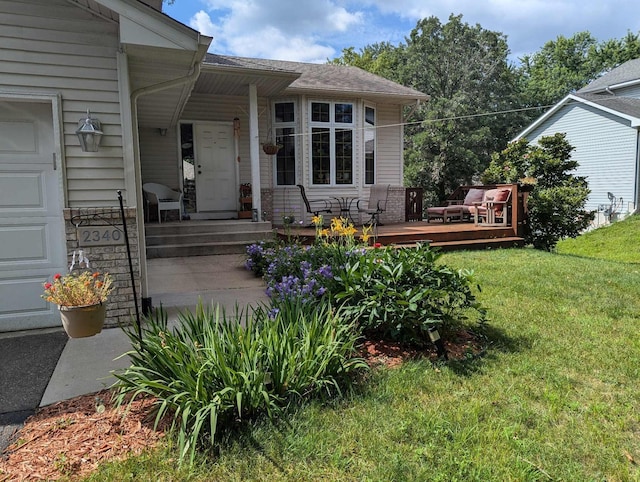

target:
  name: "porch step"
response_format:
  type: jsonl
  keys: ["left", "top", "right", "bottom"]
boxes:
{"left": 145, "top": 220, "right": 274, "bottom": 259}
{"left": 429, "top": 236, "right": 525, "bottom": 251}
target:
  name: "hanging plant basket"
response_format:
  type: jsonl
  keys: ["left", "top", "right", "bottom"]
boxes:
{"left": 262, "top": 143, "right": 281, "bottom": 155}
{"left": 59, "top": 302, "right": 106, "bottom": 338}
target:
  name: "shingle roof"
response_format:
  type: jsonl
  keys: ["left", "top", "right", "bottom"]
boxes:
{"left": 203, "top": 54, "right": 429, "bottom": 103}
{"left": 578, "top": 58, "right": 640, "bottom": 93}
{"left": 575, "top": 92, "right": 640, "bottom": 119}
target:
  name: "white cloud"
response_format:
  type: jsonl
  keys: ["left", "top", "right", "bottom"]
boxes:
{"left": 192, "top": 0, "right": 363, "bottom": 62}
{"left": 351, "top": 0, "right": 640, "bottom": 60}
{"left": 183, "top": 0, "right": 640, "bottom": 64}
{"left": 189, "top": 10, "right": 218, "bottom": 38}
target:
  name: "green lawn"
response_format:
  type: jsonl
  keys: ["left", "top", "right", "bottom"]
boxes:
{"left": 87, "top": 223, "right": 640, "bottom": 481}
{"left": 556, "top": 213, "right": 640, "bottom": 263}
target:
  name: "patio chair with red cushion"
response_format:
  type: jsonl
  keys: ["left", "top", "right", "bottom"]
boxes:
{"left": 470, "top": 188, "right": 512, "bottom": 226}
{"left": 425, "top": 187, "right": 485, "bottom": 223}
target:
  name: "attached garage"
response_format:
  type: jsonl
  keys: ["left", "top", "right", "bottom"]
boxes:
{"left": 0, "top": 98, "right": 67, "bottom": 331}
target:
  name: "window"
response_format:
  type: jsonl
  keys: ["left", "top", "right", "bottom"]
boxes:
{"left": 364, "top": 106, "right": 376, "bottom": 185}
{"left": 310, "top": 101, "right": 354, "bottom": 185}
{"left": 274, "top": 102, "right": 296, "bottom": 185}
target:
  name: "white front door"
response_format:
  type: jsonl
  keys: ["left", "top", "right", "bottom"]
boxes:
{"left": 194, "top": 123, "right": 237, "bottom": 217}
{"left": 0, "top": 100, "right": 66, "bottom": 332}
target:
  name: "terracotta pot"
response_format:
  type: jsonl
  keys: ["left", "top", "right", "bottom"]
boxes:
{"left": 59, "top": 303, "right": 106, "bottom": 338}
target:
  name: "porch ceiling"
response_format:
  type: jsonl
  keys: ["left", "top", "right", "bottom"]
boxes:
{"left": 195, "top": 67, "right": 301, "bottom": 98}
{"left": 126, "top": 44, "right": 202, "bottom": 128}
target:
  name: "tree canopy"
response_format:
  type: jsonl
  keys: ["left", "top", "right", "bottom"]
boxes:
{"left": 332, "top": 18, "right": 640, "bottom": 204}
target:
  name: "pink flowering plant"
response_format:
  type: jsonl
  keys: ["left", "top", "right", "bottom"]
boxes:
{"left": 42, "top": 271, "right": 113, "bottom": 307}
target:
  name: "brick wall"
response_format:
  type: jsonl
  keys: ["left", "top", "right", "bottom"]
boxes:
{"left": 260, "top": 187, "right": 273, "bottom": 222}
{"left": 379, "top": 186, "right": 405, "bottom": 224}
{"left": 63, "top": 207, "right": 140, "bottom": 328}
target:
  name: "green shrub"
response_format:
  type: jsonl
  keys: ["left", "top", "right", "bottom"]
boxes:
{"left": 114, "top": 300, "right": 366, "bottom": 464}
{"left": 482, "top": 134, "right": 594, "bottom": 250}
{"left": 334, "top": 244, "right": 484, "bottom": 346}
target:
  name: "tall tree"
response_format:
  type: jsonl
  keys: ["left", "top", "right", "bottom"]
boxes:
{"left": 329, "top": 42, "right": 403, "bottom": 80}
{"left": 518, "top": 31, "right": 640, "bottom": 109}
{"left": 400, "top": 15, "right": 520, "bottom": 204}
{"left": 519, "top": 32, "right": 601, "bottom": 108}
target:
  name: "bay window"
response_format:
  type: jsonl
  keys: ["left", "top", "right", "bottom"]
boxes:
{"left": 364, "top": 105, "right": 376, "bottom": 184}
{"left": 310, "top": 101, "right": 353, "bottom": 185}
{"left": 274, "top": 101, "right": 296, "bottom": 185}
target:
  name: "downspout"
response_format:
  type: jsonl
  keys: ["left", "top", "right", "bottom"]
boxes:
{"left": 129, "top": 57, "right": 202, "bottom": 307}
{"left": 634, "top": 129, "right": 640, "bottom": 215}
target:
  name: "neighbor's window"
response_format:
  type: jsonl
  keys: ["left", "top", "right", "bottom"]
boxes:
{"left": 274, "top": 101, "right": 296, "bottom": 185}
{"left": 364, "top": 105, "right": 376, "bottom": 185}
{"left": 310, "top": 101, "right": 353, "bottom": 185}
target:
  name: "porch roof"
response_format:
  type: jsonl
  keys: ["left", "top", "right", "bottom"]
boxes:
{"left": 70, "top": 0, "right": 212, "bottom": 129}
{"left": 201, "top": 54, "right": 429, "bottom": 104}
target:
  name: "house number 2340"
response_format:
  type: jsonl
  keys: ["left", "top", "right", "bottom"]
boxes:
{"left": 77, "top": 227, "right": 124, "bottom": 246}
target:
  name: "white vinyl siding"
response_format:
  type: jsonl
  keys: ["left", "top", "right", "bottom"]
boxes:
{"left": 139, "top": 127, "right": 182, "bottom": 189}
{"left": 375, "top": 104, "right": 403, "bottom": 185}
{"left": 0, "top": 0, "right": 124, "bottom": 207}
{"left": 526, "top": 103, "right": 638, "bottom": 212}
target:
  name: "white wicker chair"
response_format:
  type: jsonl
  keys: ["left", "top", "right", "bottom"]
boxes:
{"left": 142, "top": 183, "right": 183, "bottom": 223}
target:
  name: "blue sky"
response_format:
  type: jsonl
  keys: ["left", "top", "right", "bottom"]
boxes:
{"left": 164, "top": 0, "right": 640, "bottom": 65}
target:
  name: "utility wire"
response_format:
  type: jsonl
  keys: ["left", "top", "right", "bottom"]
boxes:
{"left": 285, "top": 103, "right": 556, "bottom": 138}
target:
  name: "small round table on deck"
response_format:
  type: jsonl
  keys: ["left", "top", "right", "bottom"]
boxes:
{"left": 332, "top": 197, "right": 358, "bottom": 224}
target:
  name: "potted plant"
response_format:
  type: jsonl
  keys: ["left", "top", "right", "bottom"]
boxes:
{"left": 239, "top": 183, "right": 253, "bottom": 219}
{"left": 261, "top": 142, "right": 282, "bottom": 155}
{"left": 42, "top": 271, "right": 113, "bottom": 338}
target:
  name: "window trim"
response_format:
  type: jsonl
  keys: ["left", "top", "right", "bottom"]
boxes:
{"left": 309, "top": 100, "right": 355, "bottom": 186}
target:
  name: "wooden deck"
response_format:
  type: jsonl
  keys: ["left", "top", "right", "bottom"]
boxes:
{"left": 278, "top": 220, "right": 525, "bottom": 251}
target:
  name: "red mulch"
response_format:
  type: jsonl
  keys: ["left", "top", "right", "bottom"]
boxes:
{"left": 0, "top": 391, "right": 168, "bottom": 481}
{"left": 0, "top": 331, "right": 484, "bottom": 481}
{"left": 359, "top": 329, "right": 484, "bottom": 368}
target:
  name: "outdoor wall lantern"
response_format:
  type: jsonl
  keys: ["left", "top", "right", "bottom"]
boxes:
{"left": 75, "top": 110, "right": 103, "bottom": 152}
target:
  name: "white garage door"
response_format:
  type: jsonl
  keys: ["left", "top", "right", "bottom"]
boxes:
{"left": 0, "top": 100, "right": 66, "bottom": 332}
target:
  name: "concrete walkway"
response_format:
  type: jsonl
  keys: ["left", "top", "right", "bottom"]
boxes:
{"left": 40, "top": 254, "right": 268, "bottom": 406}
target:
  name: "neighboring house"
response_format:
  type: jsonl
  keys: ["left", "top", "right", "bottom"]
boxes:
{"left": 515, "top": 58, "right": 640, "bottom": 219}
{"left": 0, "top": 0, "right": 427, "bottom": 333}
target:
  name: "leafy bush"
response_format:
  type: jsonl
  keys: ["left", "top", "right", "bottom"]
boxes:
{"left": 334, "top": 244, "right": 484, "bottom": 346}
{"left": 114, "top": 300, "right": 366, "bottom": 464}
{"left": 246, "top": 238, "right": 484, "bottom": 346}
{"left": 482, "top": 134, "right": 594, "bottom": 250}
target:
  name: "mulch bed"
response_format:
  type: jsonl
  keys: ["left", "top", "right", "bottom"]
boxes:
{"left": 0, "top": 391, "right": 168, "bottom": 481}
{"left": 0, "top": 331, "right": 484, "bottom": 481}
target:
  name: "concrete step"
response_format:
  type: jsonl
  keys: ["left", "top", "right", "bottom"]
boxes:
{"left": 146, "top": 230, "right": 272, "bottom": 246}
{"left": 146, "top": 241, "right": 257, "bottom": 258}
{"left": 144, "top": 220, "right": 274, "bottom": 259}
{"left": 145, "top": 220, "right": 271, "bottom": 236}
